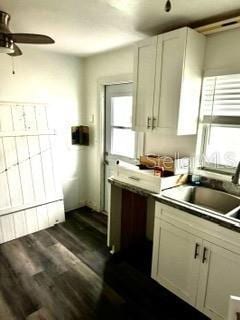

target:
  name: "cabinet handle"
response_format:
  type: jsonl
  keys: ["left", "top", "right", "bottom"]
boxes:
{"left": 147, "top": 117, "right": 152, "bottom": 129}
{"left": 202, "top": 247, "right": 208, "bottom": 264}
{"left": 152, "top": 117, "right": 157, "bottom": 129}
{"left": 128, "top": 176, "right": 140, "bottom": 181}
{"left": 194, "top": 243, "right": 200, "bottom": 259}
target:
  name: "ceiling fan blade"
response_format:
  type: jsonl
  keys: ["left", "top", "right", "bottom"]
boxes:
{"left": 7, "top": 33, "right": 55, "bottom": 44}
{"left": 7, "top": 44, "right": 22, "bottom": 57}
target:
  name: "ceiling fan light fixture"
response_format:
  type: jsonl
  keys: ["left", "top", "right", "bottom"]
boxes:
{"left": 0, "top": 38, "right": 14, "bottom": 53}
{"left": 0, "top": 10, "right": 55, "bottom": 57}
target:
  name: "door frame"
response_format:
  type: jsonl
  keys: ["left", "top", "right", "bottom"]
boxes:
{"left": 97, "top": 74, "right": 134, "bottom": 213}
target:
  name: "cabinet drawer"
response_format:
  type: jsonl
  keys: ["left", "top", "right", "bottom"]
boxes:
{"left": 116, "top": 166, "right": 187, "bottom": 193}
{"left": 116, "top": 166, "right": 161, "bottom": 193}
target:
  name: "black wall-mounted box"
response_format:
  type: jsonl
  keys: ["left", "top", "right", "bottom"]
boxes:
{"left": 71, "top": 126, "right": 89, "bottom": 146}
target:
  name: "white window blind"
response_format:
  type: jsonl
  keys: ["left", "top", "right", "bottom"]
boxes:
{"left": 201, "top": 74, "right": 240, "bottom": 117}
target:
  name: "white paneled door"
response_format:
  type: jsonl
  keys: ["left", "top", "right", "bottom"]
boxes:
{"left": 0, "top": 102, "right": 65, "bottom": 244}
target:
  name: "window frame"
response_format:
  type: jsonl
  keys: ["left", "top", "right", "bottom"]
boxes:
{"left": 196, "top": 75, "right": 240, "bottom": 177}
{"left": 109, "top": 94, "right": 138, "bottom": 160}
{"left": 199, "top": 123, "right": 240, "bottom": 174}
{"left": 104, "top": 83, "right": 143, "bottom": 163}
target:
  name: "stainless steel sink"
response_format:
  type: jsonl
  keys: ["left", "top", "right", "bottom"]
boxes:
{"left": 162, "top": 185, "right": 240, "bottom": 216}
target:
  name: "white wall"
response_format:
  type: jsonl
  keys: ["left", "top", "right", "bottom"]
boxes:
{"left": 204, "top": 28, "right": 240, "bottom": 75}
{"left": 0, "top": 47, "right": 85, "bottom": 212}
{"left": 144, "top": 132, "right": 196, "bottom": 157}
{"left": 84, "top": 27, "right": 240, "bottom": 212}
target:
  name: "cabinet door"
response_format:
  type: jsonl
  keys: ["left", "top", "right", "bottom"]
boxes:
{"left": 153, "top": 28, "right": 187, "bottom": 133}
{"left": 152, "top": 219, "right": 201, "bottom": 306}
{"left": 197, "top": 241, "right": 240, "bottom": 320}
{"left": 133, "top": 36, "right": 157, "bottom": 131}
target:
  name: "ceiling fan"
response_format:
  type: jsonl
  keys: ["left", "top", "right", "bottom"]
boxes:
{"left": 0, "top": 10, "right": 54, "bottom": 57}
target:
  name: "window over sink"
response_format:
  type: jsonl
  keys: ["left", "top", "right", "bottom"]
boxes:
{"left": 196, "top": 74, "right": 240, "bottom": 175}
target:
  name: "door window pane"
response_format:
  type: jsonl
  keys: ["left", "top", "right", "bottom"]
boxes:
{"left": 111, "top": 128, "right": 135, "bottom": 158}
{"left": 205, "top": 126, "right": 240, "bottom": 167}
{"left": 111, "top": 96, "right": 133, "bottom": 127}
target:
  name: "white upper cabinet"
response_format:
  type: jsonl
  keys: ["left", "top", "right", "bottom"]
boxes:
{"left": 133, "top": 36, "right": 158, "bottom": 131}
{"left": 133, "top": 27, "right": 206, "bottom": 135}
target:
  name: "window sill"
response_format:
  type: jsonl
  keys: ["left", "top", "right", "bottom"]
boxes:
{"left": 193, "top": 168, "right": 232, "bottom": 183}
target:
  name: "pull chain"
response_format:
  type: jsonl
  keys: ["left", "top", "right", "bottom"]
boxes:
{"left": 11, "top": 57, "right": 15, "bottom": 75}
{"left": 165, "top": 0, "right": 172, "bottom": 12}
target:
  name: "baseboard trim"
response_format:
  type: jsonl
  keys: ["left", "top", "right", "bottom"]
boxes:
{"left": 85, "top": 201, "right": 100, "bottom": 213}
{"left": 65, "top": 201, "right": 86, "bottom": 213}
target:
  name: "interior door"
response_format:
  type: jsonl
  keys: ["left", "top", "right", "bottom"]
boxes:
{"left": 153, "top": 220, "right": 202, "bottom": 307}
{"left": 197, "top": 241, "right": 240, "bottom": 320}
{"left": 104, "top": 83, "right": 136, "bottom": 214}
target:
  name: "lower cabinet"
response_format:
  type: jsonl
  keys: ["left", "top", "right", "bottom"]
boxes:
{"left": 152, "top": 203, "right": 240, "bottom": 320}
{"left": 152, "top": 219, "right": 201, "bottom": 306}
{"left": 197, "top": 241, "right": 240, "bottom": 320}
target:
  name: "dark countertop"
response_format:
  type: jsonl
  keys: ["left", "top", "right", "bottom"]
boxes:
{"left": 108, "top": 177, "right": 155, "bottom": 198}
{"left": 153, "top": 193, "right": 240, "bottom": 233}
{"left": 108, "top": 177, "right": 240, "bottom": 233}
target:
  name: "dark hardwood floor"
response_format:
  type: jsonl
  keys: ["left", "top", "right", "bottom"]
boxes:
{"left": 0, "top": 207, "right": 209, "bottom": 320}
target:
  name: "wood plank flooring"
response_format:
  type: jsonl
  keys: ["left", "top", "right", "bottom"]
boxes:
{"left": 0, "top": 207, "right": 209, "bottom": 320}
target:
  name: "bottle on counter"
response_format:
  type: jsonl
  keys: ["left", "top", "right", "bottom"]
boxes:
{"left": 154, "top": 166, "right": 165, "bottom": 177}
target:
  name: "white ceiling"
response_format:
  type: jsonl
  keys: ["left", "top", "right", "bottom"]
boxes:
{"left": 0, "top": 0, "right": 240, "bottom": 56}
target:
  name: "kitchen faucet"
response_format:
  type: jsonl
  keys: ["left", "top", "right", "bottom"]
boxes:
{"left": 232, "top": 161, "right": 240, "bottom": 185}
